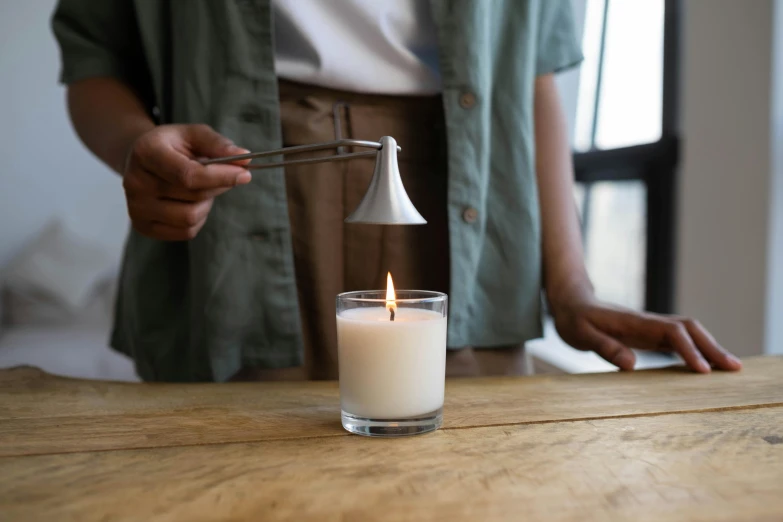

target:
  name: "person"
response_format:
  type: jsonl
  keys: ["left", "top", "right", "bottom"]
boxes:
{"left": 51, "top": 0, "right": 741, "bottom": 382}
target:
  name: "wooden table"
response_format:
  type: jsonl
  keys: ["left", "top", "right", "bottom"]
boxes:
{"left": 1, "top": 357, "right": 782, "bottom": 521}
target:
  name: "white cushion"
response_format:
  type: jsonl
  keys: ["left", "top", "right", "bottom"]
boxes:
{"left": 2, "top": 221, "right": 115, "bottom": 311}
{"left": 2, "top": 278, "right": 116, "bottom": 328}
{"left": 0, "top": 325, "right": 138, "bottom": 381}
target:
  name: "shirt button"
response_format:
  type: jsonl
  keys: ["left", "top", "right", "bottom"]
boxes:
{"left": 462, "top": 207, "right": 479, "bottom": 223}
{"left": 459, "top": 92, "right": 477, "bottom": 109}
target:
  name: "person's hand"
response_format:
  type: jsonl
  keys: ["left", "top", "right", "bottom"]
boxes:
{"left": 549, "top": 285, "right": 742, "bottom": 373}
{"left": 122, "top": 124, "right": 251, "bottom": 241}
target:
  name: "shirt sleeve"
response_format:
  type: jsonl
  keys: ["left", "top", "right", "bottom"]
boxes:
{"left": 51, "top": 0, "right": 146, "bottom": 86}
{"left": 536, "top": 0, "right": 584, "bottom": 76}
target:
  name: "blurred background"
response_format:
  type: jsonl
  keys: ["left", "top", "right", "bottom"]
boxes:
{"left": 0, "top": 0, "right": 781, "bottom": 379}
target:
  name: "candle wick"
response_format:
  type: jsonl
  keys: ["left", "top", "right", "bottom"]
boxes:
{"left": 390, "top": 308, "right": 395, "bottom": 322}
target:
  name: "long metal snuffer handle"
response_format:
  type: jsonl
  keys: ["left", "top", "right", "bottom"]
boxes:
{"left": 201, "top": 135, "right": 425, "bottom": 225}
{"left": 200, "top": 139, "right": 402, "bottom": 170}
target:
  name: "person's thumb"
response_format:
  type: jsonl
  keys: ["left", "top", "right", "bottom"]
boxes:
{"left": 185, "top": 124, "right": 249, "bottom": 159}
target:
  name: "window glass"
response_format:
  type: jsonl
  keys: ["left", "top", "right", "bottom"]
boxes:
{"left": 574, "top": 0, "right": 665, "bottom": 151}
{"left": 580, "top": 181, "right": 647, "bottom": 310}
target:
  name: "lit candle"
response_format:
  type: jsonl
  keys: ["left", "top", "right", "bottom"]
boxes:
{"left": 386, "top": 272, "right": 396, "bottom": 322}
{"left": 336, "top": 274, "right": 448, "bottom": 436}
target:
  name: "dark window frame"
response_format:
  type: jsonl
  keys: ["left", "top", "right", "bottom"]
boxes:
{"left": 573, "top": 0, "right": 680, "bottom": 314}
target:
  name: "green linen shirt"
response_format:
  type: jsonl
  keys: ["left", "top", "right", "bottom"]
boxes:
{"left": 52, "top": 0, "right": 583, "bottom": 382}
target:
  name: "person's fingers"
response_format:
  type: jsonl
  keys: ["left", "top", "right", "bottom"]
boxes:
{"left": 141, "top": 221, "right": 204, "bottom": 242}
{"left": 133, "top": 126, "right": 251, "bottom": 190}
{"left": 124, "top": 164, "right": 234, "bottom": 202}
{"left": 587, "top": 307, "right": 711, "bottom": 373}
{"left": 680, "top": 318, "right": 742, "bottom": 371}
{"left": 665, "top": 322, "right": 711, "bottom": 373}
{"left": 122, "top": 166, "right": 158, "bottom": 199}
{"left": 158, "top": 184, "right": 231, "bottom": 202}
{"left": 587, "top": 306, "right": 655, "bottom": 342}
{"left": 128, "top": 198, "right": 212, "bottom": 230}
{"left": 651, "top": 319, "right": 712, "bottom": 373}
{"left": 184, "top": 124, "right": 249, "bottom": 158}
{"left": 574, "top": 321, "right": 636, "bottom": 371}
{"left": 143, "top": 153, "right": 250, "bottom": 190}
{"left": 151, "top": 199, "right": 213, "bottom": 229}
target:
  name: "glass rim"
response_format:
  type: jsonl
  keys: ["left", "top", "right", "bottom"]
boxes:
{"left": 337, "top": 289, "right": 447, "bottom": 304}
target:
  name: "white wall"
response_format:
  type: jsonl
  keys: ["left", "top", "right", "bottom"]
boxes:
{"left": 0, "top": 1, "right": 128, "bottom": 269}
{"left": 677, "top": 0, "right": 783, "bottom": 357}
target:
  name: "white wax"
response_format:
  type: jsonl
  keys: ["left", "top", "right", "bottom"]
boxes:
{"left": 337, "top": 307, "right": 447, "bottom": 419}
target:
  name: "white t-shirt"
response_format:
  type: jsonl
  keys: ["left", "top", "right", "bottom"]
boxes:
{"left": 273, "top": 0, "right": 441, "bottom": 95}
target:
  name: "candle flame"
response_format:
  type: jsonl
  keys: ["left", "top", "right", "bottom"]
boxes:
{"left": 386, "top": 272, "right": 397, "bottom": 314}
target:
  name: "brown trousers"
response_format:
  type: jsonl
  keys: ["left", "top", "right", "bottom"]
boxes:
{"left": 232, "top": 81, "right": 530, "bottom": 381}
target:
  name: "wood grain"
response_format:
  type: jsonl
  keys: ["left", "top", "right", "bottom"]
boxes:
{"left": 1, "top": 357, "right": 781, "bottom": 457}
{"left": 2, "top": 407, "right": 781, "bottom": 522}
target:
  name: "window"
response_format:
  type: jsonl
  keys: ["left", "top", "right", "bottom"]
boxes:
{"left": 575, "top": 0, "right": 666, "bottom": 152}
{"left": 571, "top": 0, "right": 678, "bottom": 313}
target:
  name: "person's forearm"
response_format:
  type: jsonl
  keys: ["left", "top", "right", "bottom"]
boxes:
{"left": 532, "top": 79, "right": 739, "bottom": 372}
{"left": 533, "top": 74, "right": 593, "bottom": 306}
{"left": 67, "top": 77, "right": 156, "bottom": 175}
